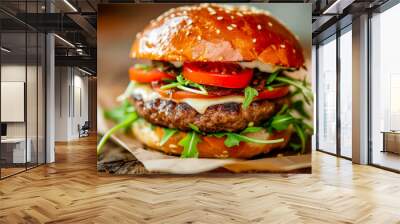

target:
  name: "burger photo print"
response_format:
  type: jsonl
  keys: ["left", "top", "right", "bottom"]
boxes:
{"left": 97, "top": 3, "right": 313, "bottom": 174}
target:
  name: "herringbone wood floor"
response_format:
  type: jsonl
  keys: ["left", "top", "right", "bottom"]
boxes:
{"left": 0, "top": 136, "right": 399, "bottom": 224}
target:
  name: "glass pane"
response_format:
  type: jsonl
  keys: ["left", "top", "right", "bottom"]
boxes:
{"left": 27, "top": 31, "right": 38, "bottom": 169}
{"left": 1, "top": 30, "right": 27, "bottom": 177}
{"left": 339, "top": 29, "right": 352, "bottom": 158}
{"left": 312, "top": 45, "right": 317, "bottom": 151}
{"left": 371, "top": 4, "right": 400, "bottom": 171}
{"left": 317, "top": 37, "right": 337, "bottom": 154}
{"left": 38, "top": 32, "right": 46, "bottom": 165}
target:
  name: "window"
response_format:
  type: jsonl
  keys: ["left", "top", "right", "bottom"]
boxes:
{"left": 371, "top": 3, "right": 400, "bottom": 171}
{"left": 339, "top": 28, "right": 352, "bottom": 158}
{"left": 0, "top": 1, "right": 46, "bottom": 179}
{"left": 317, "top": 36, "right": 337, "bottom": 154}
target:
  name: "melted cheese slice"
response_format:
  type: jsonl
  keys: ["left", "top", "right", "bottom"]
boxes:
{"left": 130, "top": 83, "right": 161, "bottom": 101}
{"left": 238, "top": 61, "right": 283, "bottom": 73}
{"left": 181, "top": 96, "right": 244, "bottom": 114}
{"left": 130, "top": 83, "right": 244, "bottom": 114}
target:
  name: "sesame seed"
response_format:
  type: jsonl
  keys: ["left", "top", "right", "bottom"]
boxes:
{"left": 272, "top": 45, "right": 277, "bottom": 50}
{"left": 227, "top": 26, "right": 233, "bottom": 31}
{"left": 169, "top": 144, "right": 178, "bottom": 148}
{"left": 237, "top": 12, "right": 243, "bottom": 17}
{"left": 252, "top": 38, "right": 257, "bottom": 43}
{"left": 268, "top": 22, "right": 273, "bottom": 27}
{"left": 230, "top": 15, "right": 235, "bottom": 19}
{"left": 293, "top": 49, "right": 296, "bottom": 53}
{"left": 197, "top": 35, "right": 202, "bottom": 41}
{"left": 216, "top": 29, "right": 221, "bottom": 34}
{"left": 257, "top": 24, "right": 262, "bottom": 30}
{"left": 231, "top": 24, "right": 237, "bottom": 28}
{"left": 280, "top": 44, "right": 286, "bottom": 48}
{"left": 208, "top": 7, "right": 216, "bottom": 14}
{"left": 217, "top": 16, "right": 223, "bottom": 20}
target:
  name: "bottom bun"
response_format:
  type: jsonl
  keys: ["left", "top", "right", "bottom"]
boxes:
{"left": 132, "top": 119, "right": 292, "bottom": 159}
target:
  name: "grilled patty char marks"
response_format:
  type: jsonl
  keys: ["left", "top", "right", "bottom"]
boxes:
{"left": 131, "top": 95, "right": 289, "bottom": 133}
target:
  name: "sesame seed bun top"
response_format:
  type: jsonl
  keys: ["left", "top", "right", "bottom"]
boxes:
{"left": 131, "top": 3, "right": 304, "bottom": 69}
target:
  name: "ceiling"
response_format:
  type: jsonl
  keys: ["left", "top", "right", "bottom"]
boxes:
{"left": 0, "top": 0, "right": 393, "bottom": 74}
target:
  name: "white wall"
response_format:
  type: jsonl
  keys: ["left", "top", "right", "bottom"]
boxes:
{"left": 1, "top": 65, "right": 37, "bottom": 138}
{"left": 54, "top": 67, "right": 89, "bottom": 141}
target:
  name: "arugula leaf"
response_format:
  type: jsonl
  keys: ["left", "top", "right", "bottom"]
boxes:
{"left": 290, "top": 88, "right": 301, "bottom": 97}
{"left": 275, "top": 76, "right": 313, "bottom": 104}
{"left": 224, "top": 133, "right": 241, "bottom": 147}
{"left": 104, "top": 100, "right": 135, "bottom": 123}
{"left": 224, "top": 133, "right": 284, "bottom": 147}
{"left": 176, "top": 74, "right": 187, "bottom": 85}
{"left": 270, "top": 114, "right": 295, "bottom": 131}
{"left": 160, "top": 74, "right": 208, "bottom": 95}
{"left": 179, "top": 132, "right": 201, "bottom": 158}
{"left": 98, "top": 100, "right": 139, "bottom": 155}
{"left": 160, "top": 82, "right": 180, "bottom": 90}
{"left": 188, "top": 123, "right": 201, "bottom": 133}
{"left": 289, "top": 142, "right": 302, "bottom": 151}
{"left": 213, "top": 132, "right": 284, "bottom": 148}
{"left": 97, "top": 112, "right": 138, "bottom": 155}
{"left": 242, "top": 87, "right": 258, "bottom": 109}
{"left": 266, "top": 107, "right": 313, "bottom": 154}
{"left": 160, "top": 128, "right": 177, "bottom": 146}
{"left": 241, "top": 126, "right": 263, "bottom": 134}
{"left": 211, "top": 133, "right": 225, "bottom": 138}
{"left": 266, "top": 70, "right": 280, "bottom": 84}
{"left": 177, "top": 85, "right": 208, "bottom": 95}
{"left": 277, "top": 104, "right": 289, "bottom": 115}
{"left": 293, "top": 122, "right": 306, "bottom": 154}
{"left": 292, "top": 100, "right": 311, "bottom": 119}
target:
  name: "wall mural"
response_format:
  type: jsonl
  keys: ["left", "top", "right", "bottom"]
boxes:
{"left": 97, "top": 3, "right": 313, "bottom": 174}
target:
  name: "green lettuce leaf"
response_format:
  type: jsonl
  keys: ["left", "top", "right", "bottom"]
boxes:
{"left": 242, "top": 87, "right": 258, "bottom": 109}
{"left": 179, "top": 132, "right": 201, "bottom": 158}
{"left": 160, "top": 128, "right": 177, "bottom": 146}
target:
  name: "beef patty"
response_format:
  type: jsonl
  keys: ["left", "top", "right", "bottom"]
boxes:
{"left": 131, "top": 95, "right": 289, "bottom": 133}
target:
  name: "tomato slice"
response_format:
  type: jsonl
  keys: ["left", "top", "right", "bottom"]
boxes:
{"left": 129, "top": 66, "right": 174, "bottom": 83}
{"left": 182, "top": 62, "right": 253, "bottom": 89}
{"left": 256, "top": 86, "right": 289, "bottom": 100}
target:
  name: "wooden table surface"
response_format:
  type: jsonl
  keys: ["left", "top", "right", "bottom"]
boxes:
{"left": 0, "top": 135, "right": 399, "bottom": 223}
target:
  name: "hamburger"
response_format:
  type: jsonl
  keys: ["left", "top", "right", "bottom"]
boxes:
{"left": 98, "top": 4, "right": 313, "bottom": 159}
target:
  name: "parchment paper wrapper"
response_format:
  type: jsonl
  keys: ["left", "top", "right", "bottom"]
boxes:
{"left": 98, "top": 105, "right": 311, "bottom": 174}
